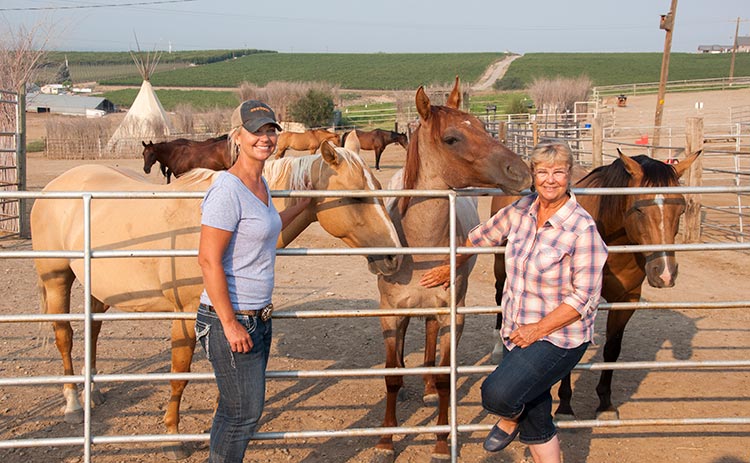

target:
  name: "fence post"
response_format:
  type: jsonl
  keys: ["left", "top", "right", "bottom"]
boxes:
{"left": 532, "top": 120, "right": 539, "bottom": 146}
{"left": 592, "top": 115, "right": 603, "bottom": 168}
{"left": 17, "top": 85, "right": 30, "bottom": 239}
{"left": 684, "top": 117, "right": 704, "bottom": 243}
{"left": 497, "top": 121, "right": 507, "bottom": 144}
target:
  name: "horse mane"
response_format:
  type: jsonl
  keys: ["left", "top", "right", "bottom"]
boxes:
{"left": 579, "top": 154, "right": 680, "bottom": 225}
{"left": 265, "top": 148, "right": 375, "bottom": 191}
{"left": 169, "top": 167, "right": 220, "bottom": 188}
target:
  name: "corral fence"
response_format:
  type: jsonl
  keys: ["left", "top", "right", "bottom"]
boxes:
{"left": 44, "top": 132, "right": 225, "bottom": 160}
{"left": 1, "top": 181, "right": 750, "bottom": 462}
{"left": 592, "top": 76, "right": 750, "bottom": 99}
{"left": 0, "top": 87, "right": 27, "bottom": 238}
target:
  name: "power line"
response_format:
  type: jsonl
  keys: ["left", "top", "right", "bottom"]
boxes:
{"left": 0, "top": 0, "right": 196, "bottom": 11}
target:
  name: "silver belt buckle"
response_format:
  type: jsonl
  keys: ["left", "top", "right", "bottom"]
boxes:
{"left": 260, "top": 303, "right": 274, "bottom": 322}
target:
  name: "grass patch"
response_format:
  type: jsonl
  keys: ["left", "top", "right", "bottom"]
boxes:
{"left": 103, "top": 88, "right": 239, "bottom": 111}
{"left": 26, "top": 139, "right": 46, "bottom": 152}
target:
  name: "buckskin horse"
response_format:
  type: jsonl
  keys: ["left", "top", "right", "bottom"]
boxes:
{"left": 141, "top": 134, "right": 231, "bottom": 184}
{"left": 341, "top": 129, "right": 408, "bottom": 170}
{"left": 31, "top": 141, "right": 401, "bottom": 459}
{"left": 274, "top": 129, "right": 340, "bottom": 158}
{"left": 374, "top": 77, "right": 530, "bottom": 462}
{"left": 488, "top": 149, "right": 701, "bottom": 420}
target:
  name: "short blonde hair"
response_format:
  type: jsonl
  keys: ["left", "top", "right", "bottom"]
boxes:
{"left": 529, "top": 141, "right": 574, "bottom": 171}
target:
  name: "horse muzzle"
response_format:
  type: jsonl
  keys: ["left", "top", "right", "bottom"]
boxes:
{"left": 644, "top": 251, "right": 678, "bottom": 288}
{"left": 366, "top": 254, "right": 402, "bottom": 276}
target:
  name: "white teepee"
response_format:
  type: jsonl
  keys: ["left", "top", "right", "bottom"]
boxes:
{"left": 106, "top": 49, "right": 173, "bottom": 155}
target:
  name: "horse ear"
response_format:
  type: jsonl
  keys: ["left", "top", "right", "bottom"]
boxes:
{"left": 416, "top": 86, "right": 431, "bottom": 121}
{"left": 617, "top": 149, "right": 644, "bottom": 180}
{"left": 142, "top": 141, "right": 147, "bottom": 147}
{"left": 343, "top": 129, "right": 361, "bottom": 153}
{"left": 445, "top": 76, "right": 461, "bottom": 109}
{"left": 673, "top": 149, "right": 702, "bottom": 178}
{"left": 320, "top": 140, "right": 340, "bottom": 166}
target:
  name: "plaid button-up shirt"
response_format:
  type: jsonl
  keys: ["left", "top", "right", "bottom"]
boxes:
{"left": 469, "top": 192, "right": 608, "bottom": 350}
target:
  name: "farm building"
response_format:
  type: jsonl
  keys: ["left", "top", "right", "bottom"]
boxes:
{"left": 26, "top": 92, "right": 115, "bottom": 117}
{"left": 697, "top": 36, "right": 750, "bottom": 53}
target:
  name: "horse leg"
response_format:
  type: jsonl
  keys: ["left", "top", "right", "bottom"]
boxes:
{"left": 422, "top": 317, "right": 439, "bottom": 405}
{"left": 162, "top": 318, "right": 197, "bottom": 460}
{"left": 596, "top": 308, "right": 636, "bottom": 419}
{"left": 84, "top": 298, "right": 108, "bottom": 408}
{"left": 374, "top": 316, "right": 408, "bottom": 462}
{"left": 375, "top": 147, "right": 384, "bottom": 171}
{"left": 39, "top": 269, "right": 83, "bottom": 423}
{"left": 554, "top": 373, "right": 575, "bottom": 419}
{"left": 431, "top": 316, "right": 464, "bottom": 460}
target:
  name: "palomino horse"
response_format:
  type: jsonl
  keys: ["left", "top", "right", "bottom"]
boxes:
{"left": 141, "top": 134, "right": 232, "bottom": 184}
{"left": 489, "top": 149, "right": 700, "bottom": 420}
{"left": 31, "top": 141, "right": 401, "bottom": 459}
{"left": 374, "top": 77, "right": 531, "bottom": 462}
{"left": 274, "top": 128, "right": 340, "bottom": 158}
{"left": 341, "top": 129, "right": 408, "bottom": 170}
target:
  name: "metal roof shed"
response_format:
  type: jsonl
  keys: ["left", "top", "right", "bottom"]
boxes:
{"left": 26, "top": 93, "right": 116, "bottom": 116}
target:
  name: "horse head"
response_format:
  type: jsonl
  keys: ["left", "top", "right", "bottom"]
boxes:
{"left": 400, "top": 76, "right": 531, "bottom": 213}
{"left": 322, "top": 130, "right": 341, "bottom": 147}
{"left": 617, "top": 148, "right": 701, "bottom": 288}
{"left": 311, "top": 141, "right": 402, "bottom": 275}
{"left": 141, "top": 141, "right": 157, "bottom": 174}
{"left": 394, "top": 132, "right": 408, "bottom": 149}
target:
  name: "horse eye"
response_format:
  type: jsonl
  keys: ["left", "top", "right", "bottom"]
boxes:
{"left": 443, "top": 136, "right": 460, "bottom": 145}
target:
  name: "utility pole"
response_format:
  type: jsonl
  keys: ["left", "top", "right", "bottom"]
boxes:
{"left": 653, "top": 0, "right": 678, "bottom": 150}
{"left": 729, "top": 17, "right": 740, "bottom": 84}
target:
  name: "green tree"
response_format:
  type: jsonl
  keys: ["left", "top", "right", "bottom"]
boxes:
{"left": 54, "top": 61, "right": 72, "bottom": 86}
{"left": 289, "top": 89, "right": 334, "bottom": 128}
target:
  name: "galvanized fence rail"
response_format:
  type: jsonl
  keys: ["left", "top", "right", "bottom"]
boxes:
{"left": 1, "top": 186, "right": 750, "bottom": 463}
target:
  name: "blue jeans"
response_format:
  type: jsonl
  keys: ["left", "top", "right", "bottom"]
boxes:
{"left": 195, "top": 304, "right": 272, "bottom": 463}
{"left": 481, "top": 341, "right": 588, "bottom": 445}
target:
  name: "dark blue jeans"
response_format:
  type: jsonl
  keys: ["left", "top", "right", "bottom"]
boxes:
{"left": 195, "top": 304, "right": 272, "bottom": 463}
{"left": 481, "top": 340, "right": 588, "bottom": 444}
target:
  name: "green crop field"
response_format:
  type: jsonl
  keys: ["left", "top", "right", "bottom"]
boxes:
{"left": 103, "top": 88, "right": 239, "bottom": 111}
{"left": 503, "top": 52, "right": 750, "bottom": 87}
{"left": 100, "top": 53, "right": 507, "bottom": 90}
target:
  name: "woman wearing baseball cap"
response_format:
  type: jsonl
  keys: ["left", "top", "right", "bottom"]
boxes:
{"left": 196, "top": 100, "right": 310, "bottom": 462}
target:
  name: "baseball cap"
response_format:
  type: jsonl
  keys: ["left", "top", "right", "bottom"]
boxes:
{"left": 231, "top": 100, "right": 282, "bottom": 133}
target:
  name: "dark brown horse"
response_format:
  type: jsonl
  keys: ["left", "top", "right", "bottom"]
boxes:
{"left": 490, "top": 149, "right": 700, "bottom": 420}
{"left": 274, "top": 129, "right": 340, "bottom": 158}
{"left": 141, "top": 134, "right": 231, "bottom": 183}
{"left": 341, "top": 129, "right": 408, "bottom": 170}
{"left": 376, "top": 77, "right": 530, "bottom": 461}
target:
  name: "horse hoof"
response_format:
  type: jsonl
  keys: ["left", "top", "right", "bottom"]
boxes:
{"left": 371, "top": 448, "right": 395, "bottom": 463}
{"left": 162, "top": 442, "right": 191, "bottom": 460}
{"left": 596, "top": 409, "right": 620, "bottom": 421}
{"left": 63, "top": 409, "right": 83, "bottom": 424}
{"left": 554, "top": 412, "right": 576, "bottom": 421}
{"left": 423, "top": 393, "right": 438, "bottom": 406}
{"left": 89, "top": 390, "right": 106, "bottom": 406}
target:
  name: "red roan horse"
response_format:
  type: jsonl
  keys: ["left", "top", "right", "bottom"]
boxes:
{"left": 490, "top": 149, "right": 700, "bottom": 420}
{"left": 341, "top": 129, "right": 408, "bottom": 170}
{"left": 141, "top": 134, "right": 232, "bottom": 183}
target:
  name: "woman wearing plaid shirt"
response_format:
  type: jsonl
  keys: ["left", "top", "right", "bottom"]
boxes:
{"left": 421, "top": 141, "right": 608, "bottom": 463}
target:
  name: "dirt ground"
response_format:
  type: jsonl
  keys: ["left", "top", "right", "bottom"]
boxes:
{"left": 1, "top": 90, "right": 749, "bottom": 463}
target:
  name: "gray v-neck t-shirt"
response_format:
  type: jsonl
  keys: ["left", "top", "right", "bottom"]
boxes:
{"left": 199, "top": 171, "right": 282, "bottom": 311}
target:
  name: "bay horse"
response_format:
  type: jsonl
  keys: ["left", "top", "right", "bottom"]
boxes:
{"left": 274, "top": 129, "right": 340, "bottom": 158}
{"left": 141, "top": 134, "right": 231, "bottom": 184}
{"left": 489, "top": 149, "right": 700, "bottom": 420}
{"left": 341, "top": 129, "right": 408, "bottom": 170}
{"left": 374, "top": 77, "right": 531, "bottom": 462}
{"left": 31, "top": 141, "right": 401, "bottom": 459}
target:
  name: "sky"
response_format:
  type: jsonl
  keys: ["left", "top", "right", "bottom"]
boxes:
{"left": 1, "top": 0, "right": 748, "bottom": 54}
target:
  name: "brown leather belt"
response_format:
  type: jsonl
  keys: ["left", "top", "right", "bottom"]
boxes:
{"left": 200, "top": 303, "right": 273, "bottom": 321}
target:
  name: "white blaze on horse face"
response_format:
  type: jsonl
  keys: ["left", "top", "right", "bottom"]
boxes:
{"left": 654, "top": 194, "right": 666, "bottom": 242}
{"left": 462, "top": 120, "right": 472, "bottom": 126}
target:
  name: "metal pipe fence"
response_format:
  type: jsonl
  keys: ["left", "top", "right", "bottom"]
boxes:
{"left": 1, "top": 185, "right": 749, "bottom": 462}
